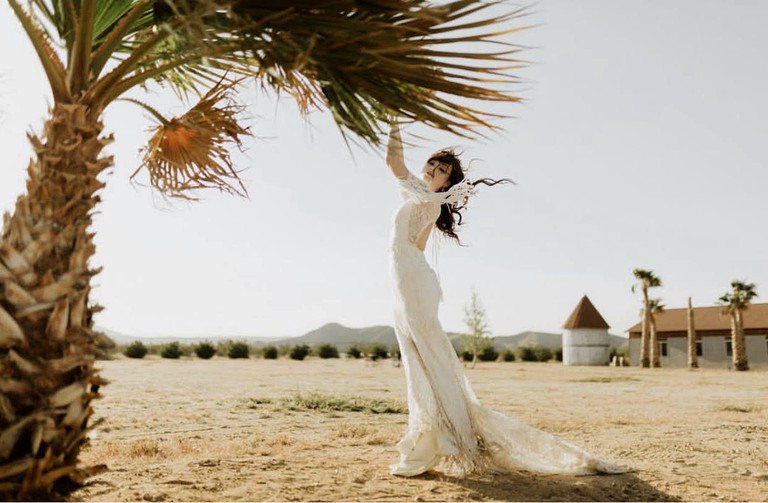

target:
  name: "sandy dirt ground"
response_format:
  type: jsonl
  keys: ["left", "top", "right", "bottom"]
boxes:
{"left": 70, "top": 357, "right": 768, "bottom": 502}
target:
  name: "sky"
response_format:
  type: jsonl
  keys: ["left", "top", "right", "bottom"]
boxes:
{"left": 1, "top": 1, "right": 767, "bottom": 339}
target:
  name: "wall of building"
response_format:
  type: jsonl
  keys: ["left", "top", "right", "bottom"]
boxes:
{"left": 629, "top": 334, "right": 768, "bottom": 368}
{"left": 628, "top": 338, "right": 640, "bottom": 366}
{"left": 746, "top": 335, "right": 768, "bottom": 367}
{"left": 563, "top": 328, "right": 609, "bottom": 365}
{"left": 664, "top": 337, "right": 688, "bottom": 367}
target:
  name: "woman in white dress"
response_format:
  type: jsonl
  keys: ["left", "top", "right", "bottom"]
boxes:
{"left": 386, "top": 122, "right": 626, "bottom": 477}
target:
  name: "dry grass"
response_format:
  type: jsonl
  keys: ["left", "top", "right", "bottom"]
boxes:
{"left": 569, "top": 376, "right": 641, "bottom": 383}
{"left": 717, "top": 404, "right": 760, "bottom": 413}
{"left": 72, "top": 358, "right": 768, "bottom": 502}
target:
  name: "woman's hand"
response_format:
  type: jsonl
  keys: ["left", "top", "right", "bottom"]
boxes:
{"left": 386, "top": 121, "right": 408, "bottom": 179}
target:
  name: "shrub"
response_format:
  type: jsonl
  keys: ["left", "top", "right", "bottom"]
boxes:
{"left": 316, "top": 344, "right": 340, "bottom": 359}
{"left": 367, "top": 343, "right": 389, "bottom": 361}
{"left": 346, "top": 345, "right": 362, "bottom": 359}
{"left": 262, "top": 345, "right": 278, "bottom": 359}
{"left": 460, "top": 350, "right": 473, "bottom": 362}
{"left": 228, "top": 341, "right": 250, "bottom": 359}
{"left": 194, "top": 342, "right": 216, "bottom": 359}
{"left": 533, "top": 346, "right": 553, "bottom": 362}
{"left": 518, "top": 346, "right": 537, "bottom": 362}
{"left": 124, "top": 340, "right": 148, "bottom": 359}
{"left": 477, "top": 346, "right": 499, "bottom": 362}
{"left": 501, "top": 349, "right": 516, "bottom": 362}
{"left": 555, "top": 347, "right": 563, "bottom": 362}
{"left": 289, "top": 344, "right": 311, "bottom": 361}
{"left": 161, "top": 342, "right": 182, "bottom": 359}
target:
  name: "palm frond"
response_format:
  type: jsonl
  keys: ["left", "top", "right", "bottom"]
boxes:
{"left": 139, "top": 0, "right": 530, "bottom": 144}
{"left": 8, "top": 0, "right": 71, "bottom": 102}
{"left": 130, "top": 80, "right": 250, "bottom": 199}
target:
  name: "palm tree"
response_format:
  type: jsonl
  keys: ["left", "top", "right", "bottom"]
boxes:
{"left": 718, "top": 280, "right": 758, "bottom": 371}
{"left": 631, "top": 269, "right": 662, "bottom": 368}
{"left": 0, "top": 1, "right": 526, "bottom": 497}
{"left": 648, "top": 298, "right": 664, "bottom": 368}
{"left": 686, "top": 297, "right": 698, "bottom": 369}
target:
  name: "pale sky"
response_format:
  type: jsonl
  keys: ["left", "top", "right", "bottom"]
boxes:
{"left": 1, "top": 1, "right": 767, "bottom": 339}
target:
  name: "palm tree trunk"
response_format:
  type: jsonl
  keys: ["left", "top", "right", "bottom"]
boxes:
{"left": 0, "top": 104, "right": 112, "bottom": 499}
{"left": 650, "top": 315, "right": 661, "bottom": 368}
{"left": 732, "top": 309, "right": 749, "bottom": 371}
{"left": 640, "top": 287, "right": 650, "bottom": 368}
{"left": 687, "top": 297, "right": 698, "bottom": 369}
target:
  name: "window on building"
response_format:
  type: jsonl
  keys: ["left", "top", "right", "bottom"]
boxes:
{"left": 659, "top": 341, "right": 668, "bottom": 357}
{"left": 696, "top": 340, "right": 703, "bottom": 357}
{"left": 726, "top": 340, "right": 732, "bottom": 357}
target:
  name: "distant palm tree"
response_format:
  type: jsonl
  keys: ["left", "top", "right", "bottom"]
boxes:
{"left": 648, "top": 298, "right": 664, "bottom": 368}
{"left": 0, "top": 1, "right": 526, "bottom": 498}
{"left": 718, "top": 280, "right": 758, "bottom": 371}
{"left": 686, "top": 297, "right": 698, "bottom": 369}
{"left": 632, "top": 269, "right": 662, "bottom": 368}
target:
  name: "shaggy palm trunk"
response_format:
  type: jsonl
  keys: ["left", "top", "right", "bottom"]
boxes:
{"left": 0, "top": 104, "right": 112, "bottom": 499}
{"left": 639, "top": 288, "right": 650, "bottom": 368}
{"left": 650, "top": 315, "right": 660, "bottom": 368}
{"left": 687, "top": 297, "right": 698, "bottom": 369}
{"left": 732, "top": 310, "right": 749, "bottom": 371}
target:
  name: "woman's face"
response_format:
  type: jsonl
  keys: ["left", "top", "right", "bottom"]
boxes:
{"left": 422, "top": 159, "right": 452, "bottom": 192}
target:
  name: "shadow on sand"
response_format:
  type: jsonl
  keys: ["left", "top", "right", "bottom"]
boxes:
{"left": 418, "top": 470, "right": 680, "bottom": 502}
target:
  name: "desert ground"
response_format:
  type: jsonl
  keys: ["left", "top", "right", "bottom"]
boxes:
{"left": 70, "top": 357, "right": 767, "bottom": 502}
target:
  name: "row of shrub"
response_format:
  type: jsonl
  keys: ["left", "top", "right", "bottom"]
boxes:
{"left": 458, "top": 345, "right": 563, "bottom": 363}
{"left": 121, "top": 340, "right": 400, "bottom": 361}
{"left": 123, "top": 340, "right": 626, "bottom": 363}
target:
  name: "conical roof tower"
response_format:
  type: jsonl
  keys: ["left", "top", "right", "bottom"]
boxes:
{"left": 563, "top": 295, "right": 610, "bottom": 329}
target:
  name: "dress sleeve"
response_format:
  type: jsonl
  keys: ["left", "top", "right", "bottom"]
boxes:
{"left": 397, "top": 170, "right": 476, "bottom": 205}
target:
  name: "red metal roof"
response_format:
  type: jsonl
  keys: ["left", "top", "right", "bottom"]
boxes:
{"left": 627, "top": 302, "right": 768, "bottom": 335}
{"left": 563, "top": 295, "right": 610, "bottom": 329}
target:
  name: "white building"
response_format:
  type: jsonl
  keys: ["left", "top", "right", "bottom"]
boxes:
{"left": 627, "top": 303, "right": 768, "bottom": 368}
{"left": 562, "top": 295, "right": 611, "bottom": 366}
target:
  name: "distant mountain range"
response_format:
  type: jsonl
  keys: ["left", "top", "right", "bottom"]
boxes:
{"left": 102, "top": 323, "right": 628, "bottom": 350}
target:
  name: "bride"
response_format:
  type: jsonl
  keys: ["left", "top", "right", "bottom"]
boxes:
{"left": 386, "top": 122, "right": 626, "bottom": 477}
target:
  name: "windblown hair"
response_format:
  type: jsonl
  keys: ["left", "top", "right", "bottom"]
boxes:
{"left": 429, "top": 148, "right": 514, "bottom": 244}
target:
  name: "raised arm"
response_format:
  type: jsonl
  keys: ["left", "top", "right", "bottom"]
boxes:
{"left": 386, "top": 122, "right": 408, "bottom": 179}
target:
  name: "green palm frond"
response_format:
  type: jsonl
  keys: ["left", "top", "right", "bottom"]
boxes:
{"left": 15, "top": 1, "right": 527, "bottom": 142}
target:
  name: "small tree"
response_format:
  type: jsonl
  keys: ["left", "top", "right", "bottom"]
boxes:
{"left": 477, "top": 346, "right": 499, "bottom": 362}
{"left": 317, "top": 344, "right": 340, "bottom": 359}
{"left": 518, "top": 346, "right": 537, "bottom": 362}
{"left": 462, "top": 290, "right": 493, "bottom": 368}
{"left": 290, "top": 344, "right": 311, "bottom": 361}
{"left": 501, "top": 349, "right": 516, "bottom": 362}
{"left": 124, "top": 341, "right": 148, "bottom": 359}
{"left": 533, "top": 346, "right": 553, "bottom": 362}
{"left": 367, "top": 343, "right": 389, "bottom": 361}
{"left": 161, "top": 342, "right": 183, "bottom": 359}
{"left": 346, "top": 345, "right": 362, "bottom": 359}
{"left": 228, "top": 342, "right": 250, "bottom": 359}
{"left": 262, "top": 345, "right": 279, "bottom": 359}
{"left": 194, "top": 342, "right": 217, "bottom": 360}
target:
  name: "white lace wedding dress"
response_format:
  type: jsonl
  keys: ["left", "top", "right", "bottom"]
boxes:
{"left": 389, "top": 171, "right": 625, "bottom": 477}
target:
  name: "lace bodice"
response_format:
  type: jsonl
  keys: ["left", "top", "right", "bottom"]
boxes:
{"left": 391, "top": 171, "right": 475, "bottom": 250}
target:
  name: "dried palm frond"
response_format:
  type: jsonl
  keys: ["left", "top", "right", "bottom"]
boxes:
{"left": 130, "top": 80, "right": 251, "bottom": 199}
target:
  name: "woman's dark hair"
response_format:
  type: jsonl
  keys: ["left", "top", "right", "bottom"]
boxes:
{"left": 428, "top": 148, "right": 514, "bottom": 244}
